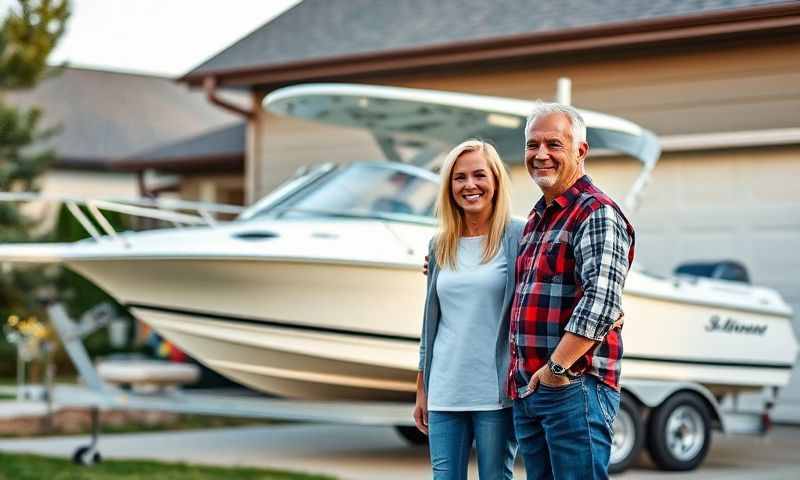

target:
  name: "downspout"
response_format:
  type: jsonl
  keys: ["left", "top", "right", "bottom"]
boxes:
{"left": 136, "top": 171, "right": 151, "bottom": 198}
{"left": 203, "top": 76, "right": 261, "bottom": 204}
{"left": 203, "top": 76, "right": 255, "bottom": 119}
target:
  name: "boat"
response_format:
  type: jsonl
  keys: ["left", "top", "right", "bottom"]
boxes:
{"left": 0, "top": 84, "right": 796, "bottom": 402}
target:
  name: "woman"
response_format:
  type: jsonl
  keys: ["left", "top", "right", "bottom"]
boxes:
{"left": 414, "top": 139, "right": 523, "bottom": 480}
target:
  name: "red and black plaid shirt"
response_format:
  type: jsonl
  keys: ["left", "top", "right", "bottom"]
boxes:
{"left": 508, "top": 176, "right": 634, "bottom": 397}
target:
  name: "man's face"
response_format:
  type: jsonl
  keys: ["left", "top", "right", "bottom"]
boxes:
{"left": 524, "top": 113, "right": 588, "bottom": 195}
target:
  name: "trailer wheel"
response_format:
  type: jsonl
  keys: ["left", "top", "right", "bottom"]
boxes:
{"left": 609, "top": 392, "right": 644, "bottom": 474}
{"left": 72, "top": 446, "right": 102, "bottom": 466}
{"left": 647, "top": 392, "right": 712, "bottom": 471}
{"left": 395, "top": 425, "right": 428, "bottom": 446}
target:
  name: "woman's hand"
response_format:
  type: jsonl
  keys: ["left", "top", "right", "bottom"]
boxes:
{"left": 413, "top": 372, "right": 428, "bottom": 434}
{"left": 413, "top": 399, "right": 428, "bottom": 434}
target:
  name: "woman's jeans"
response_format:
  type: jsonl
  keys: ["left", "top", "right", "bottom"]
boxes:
{"left": 428, "top": 408, "right": 517, "bottom": 480}
{"left": 513, "top": 375, "right": 620, "bottom": 480}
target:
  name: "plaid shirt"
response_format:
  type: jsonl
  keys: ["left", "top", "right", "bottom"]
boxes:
{"left": 508, "top": 176, "right": 634, "bottom": 396}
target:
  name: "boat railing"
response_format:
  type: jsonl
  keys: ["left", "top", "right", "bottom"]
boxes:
{"left": 0, "top": 192, "right": 245, "bottom": 244}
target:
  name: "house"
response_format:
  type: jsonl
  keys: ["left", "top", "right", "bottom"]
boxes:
{"left": 178, "top": 0, "right": 800, "bottom": 417}
{"left": 4, "top": 67, "right": 245, "bottom": 205}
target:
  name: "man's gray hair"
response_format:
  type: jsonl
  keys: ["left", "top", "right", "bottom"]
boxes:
{"left": 524, "top": 101, "right": 587, "bottom": 146}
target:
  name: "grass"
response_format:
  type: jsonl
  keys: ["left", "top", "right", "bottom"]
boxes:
{"left": 0, "top": 452, "right": 336, "bottom": 480}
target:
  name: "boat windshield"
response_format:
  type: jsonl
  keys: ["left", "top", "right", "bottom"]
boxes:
{"left": 248, "top": 163, "right": 439, "bottom": 224}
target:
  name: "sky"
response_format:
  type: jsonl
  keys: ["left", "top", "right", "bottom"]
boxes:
{"left": 1, "top": 0, "right": 301, "bottom": 77}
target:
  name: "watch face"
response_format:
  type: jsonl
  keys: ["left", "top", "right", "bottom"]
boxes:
{"left": 550, "top": 361, "right": 566, "bottom": 375}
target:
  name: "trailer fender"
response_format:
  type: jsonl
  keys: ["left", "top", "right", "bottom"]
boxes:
{"left": 621, "top": 379, "right": 724, "bottom": 431}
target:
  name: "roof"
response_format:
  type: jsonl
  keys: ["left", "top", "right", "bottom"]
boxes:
{"left": 183, "top": 0, "right": 795, "bottom": 84}
{"left": 4, "top": 67, "right": 245, "bottom": 170}
{"left": 115, "top": 122, "right": 246, "bottom": 173}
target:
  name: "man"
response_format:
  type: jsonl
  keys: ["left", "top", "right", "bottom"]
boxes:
{"left": 510, "top": 102, "right": 634, "bottom": 480}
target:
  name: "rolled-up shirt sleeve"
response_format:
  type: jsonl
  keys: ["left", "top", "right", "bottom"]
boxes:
{"left": 564, "top": 205, "right": 631, "bottom": 341}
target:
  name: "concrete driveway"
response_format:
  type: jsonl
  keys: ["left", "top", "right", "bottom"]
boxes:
{"left": 0, "top": 424, "right": 798, "bottom": 479}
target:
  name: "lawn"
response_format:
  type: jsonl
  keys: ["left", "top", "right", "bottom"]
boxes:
{"left": 0, "top": 452, "right": 336, "bottom": 480}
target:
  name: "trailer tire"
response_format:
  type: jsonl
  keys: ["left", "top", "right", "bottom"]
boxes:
{"left": 647, "top": 391, "right": 712, "bottom": 471}
{"left": 609, "top": 392, "right": 644, "bottom": 474}
{"left": 395, "top": 425, "right": 428, "bottom": 446}
{"left": 72, "top": 446, "right": 102, "bottom": 466}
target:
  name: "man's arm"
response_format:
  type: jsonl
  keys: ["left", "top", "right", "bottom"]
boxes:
{"left": 563, "top": 204, "right": 630, "bottom": 344}
{"left": 529, "top": 205, "right": 630, "bottom": 388}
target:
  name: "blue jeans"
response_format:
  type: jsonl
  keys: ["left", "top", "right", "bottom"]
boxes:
{"left": 513, "top": 375, "right": 620, "bottom": 480}
{"left": 428, "top": 408, "right": 517, "bottom": 480}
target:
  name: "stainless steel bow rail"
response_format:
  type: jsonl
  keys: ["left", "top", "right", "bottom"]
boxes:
{"left": 0, "top": 192, "right": 247, "bottom": 243}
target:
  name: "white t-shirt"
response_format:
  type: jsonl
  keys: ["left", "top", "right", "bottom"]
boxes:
{"left": 428, "top": 236, "right": 508, "bottom": 411}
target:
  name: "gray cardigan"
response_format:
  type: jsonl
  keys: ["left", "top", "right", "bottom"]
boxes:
{"left": 418, "top": 219, "right": 525, "bottom": 404}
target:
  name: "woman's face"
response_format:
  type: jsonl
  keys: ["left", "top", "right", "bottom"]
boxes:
{"left": 450, "top": 150, "right": 496, "bottom": 216}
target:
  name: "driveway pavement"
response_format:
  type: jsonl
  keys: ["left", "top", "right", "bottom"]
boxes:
{"left": 0, "top": 424, "right": 798, "bottom": 479}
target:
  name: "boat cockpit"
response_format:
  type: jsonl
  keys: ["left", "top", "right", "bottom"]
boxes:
{"left": 239, "top": 162, "right": 440, "bottom": 226}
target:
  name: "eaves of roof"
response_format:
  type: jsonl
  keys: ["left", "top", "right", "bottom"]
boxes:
{"left": 53, "top": 157, "right": 116, "bottom": 172}
{"left": 110, "top": 153, "right": 244, "bottom": 174}
{"left": 180, "top": 2, "right": 800, "bottom": 89}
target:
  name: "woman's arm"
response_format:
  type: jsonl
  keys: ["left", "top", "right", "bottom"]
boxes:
{"left": 415, "top": 239, "right": 435, "bottom": 434}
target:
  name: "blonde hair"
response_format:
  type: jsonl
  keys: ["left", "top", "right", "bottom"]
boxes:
{"left": 435, "top": 139, "right": 511, "bottom": 269}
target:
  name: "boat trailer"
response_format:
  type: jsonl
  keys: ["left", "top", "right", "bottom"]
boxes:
{"left": 42, "top": 302, "right": 417, "bottom": 465}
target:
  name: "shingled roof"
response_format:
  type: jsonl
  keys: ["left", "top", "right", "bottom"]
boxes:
{"left": 4, "top": 67, "right": 244, "bottom": 170}
{"left": 115, "top": 122, "right": 245, "bottom": 173}
{"left": 184, "top": 0, "right": 794, "bottom": 84}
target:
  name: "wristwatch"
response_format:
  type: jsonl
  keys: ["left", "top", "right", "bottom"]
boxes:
{"left": 548, "top": 359, "right": 578, "bottom": 379}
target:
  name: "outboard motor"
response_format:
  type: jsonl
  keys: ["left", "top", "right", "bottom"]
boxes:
{"left": 674, "top": 260, "right": 750, "bottom": 284}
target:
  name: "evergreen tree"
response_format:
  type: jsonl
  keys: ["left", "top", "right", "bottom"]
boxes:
{"left": 1, "top": 0, "right": 70, "bottom": 239}
{"left": 0, "top": 0, "right": 69, "bottom": 324}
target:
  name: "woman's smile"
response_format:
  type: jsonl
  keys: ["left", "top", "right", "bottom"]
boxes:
{"left": 451, "top": 150, "right": 496, "bottom": 215}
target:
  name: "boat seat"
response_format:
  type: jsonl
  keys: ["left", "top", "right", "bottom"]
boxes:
{"left": 96, "top": 359, "right": 200, "bottom": 392}
{"left": 673, "top": 260, "right": 750, "bottom": 284}
{"left": 370, "top": 197, "right": 413, "bottom": 214}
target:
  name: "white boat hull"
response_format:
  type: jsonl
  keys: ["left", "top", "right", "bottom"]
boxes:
{"left": 134, "top": 308, "right": 417, "bottom": 401}
{"left": 67, "top": 257, "right": 797, "bottom": 401}
{"left": 621, "top": 292, "right": 797, "bottom": 393}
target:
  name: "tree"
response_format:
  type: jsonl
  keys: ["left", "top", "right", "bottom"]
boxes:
{"left": 1, "top": 0, "right": 70, "bottom": 237}
{"left": 0, "top": 3, "right": 135, "bottom": 380}
{"left": 1, "top": 0, "right": 70, "bottom": 89}
{"left": 0, "top": 0, "right": 69, "bottom": 326}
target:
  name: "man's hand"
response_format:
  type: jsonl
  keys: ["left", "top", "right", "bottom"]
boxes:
{"left": 422, "top": 255, "right": 429, "bottom": 276}
{"left": 526, "top": 364, "right": 570, "bottom": 394}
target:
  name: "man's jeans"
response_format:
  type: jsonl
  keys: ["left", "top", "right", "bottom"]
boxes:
{"left": 428, "top": 408, "right": 517, "bottom": 480}
{"left": 513, "top": 375, "right": 620, "bottom": 480}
